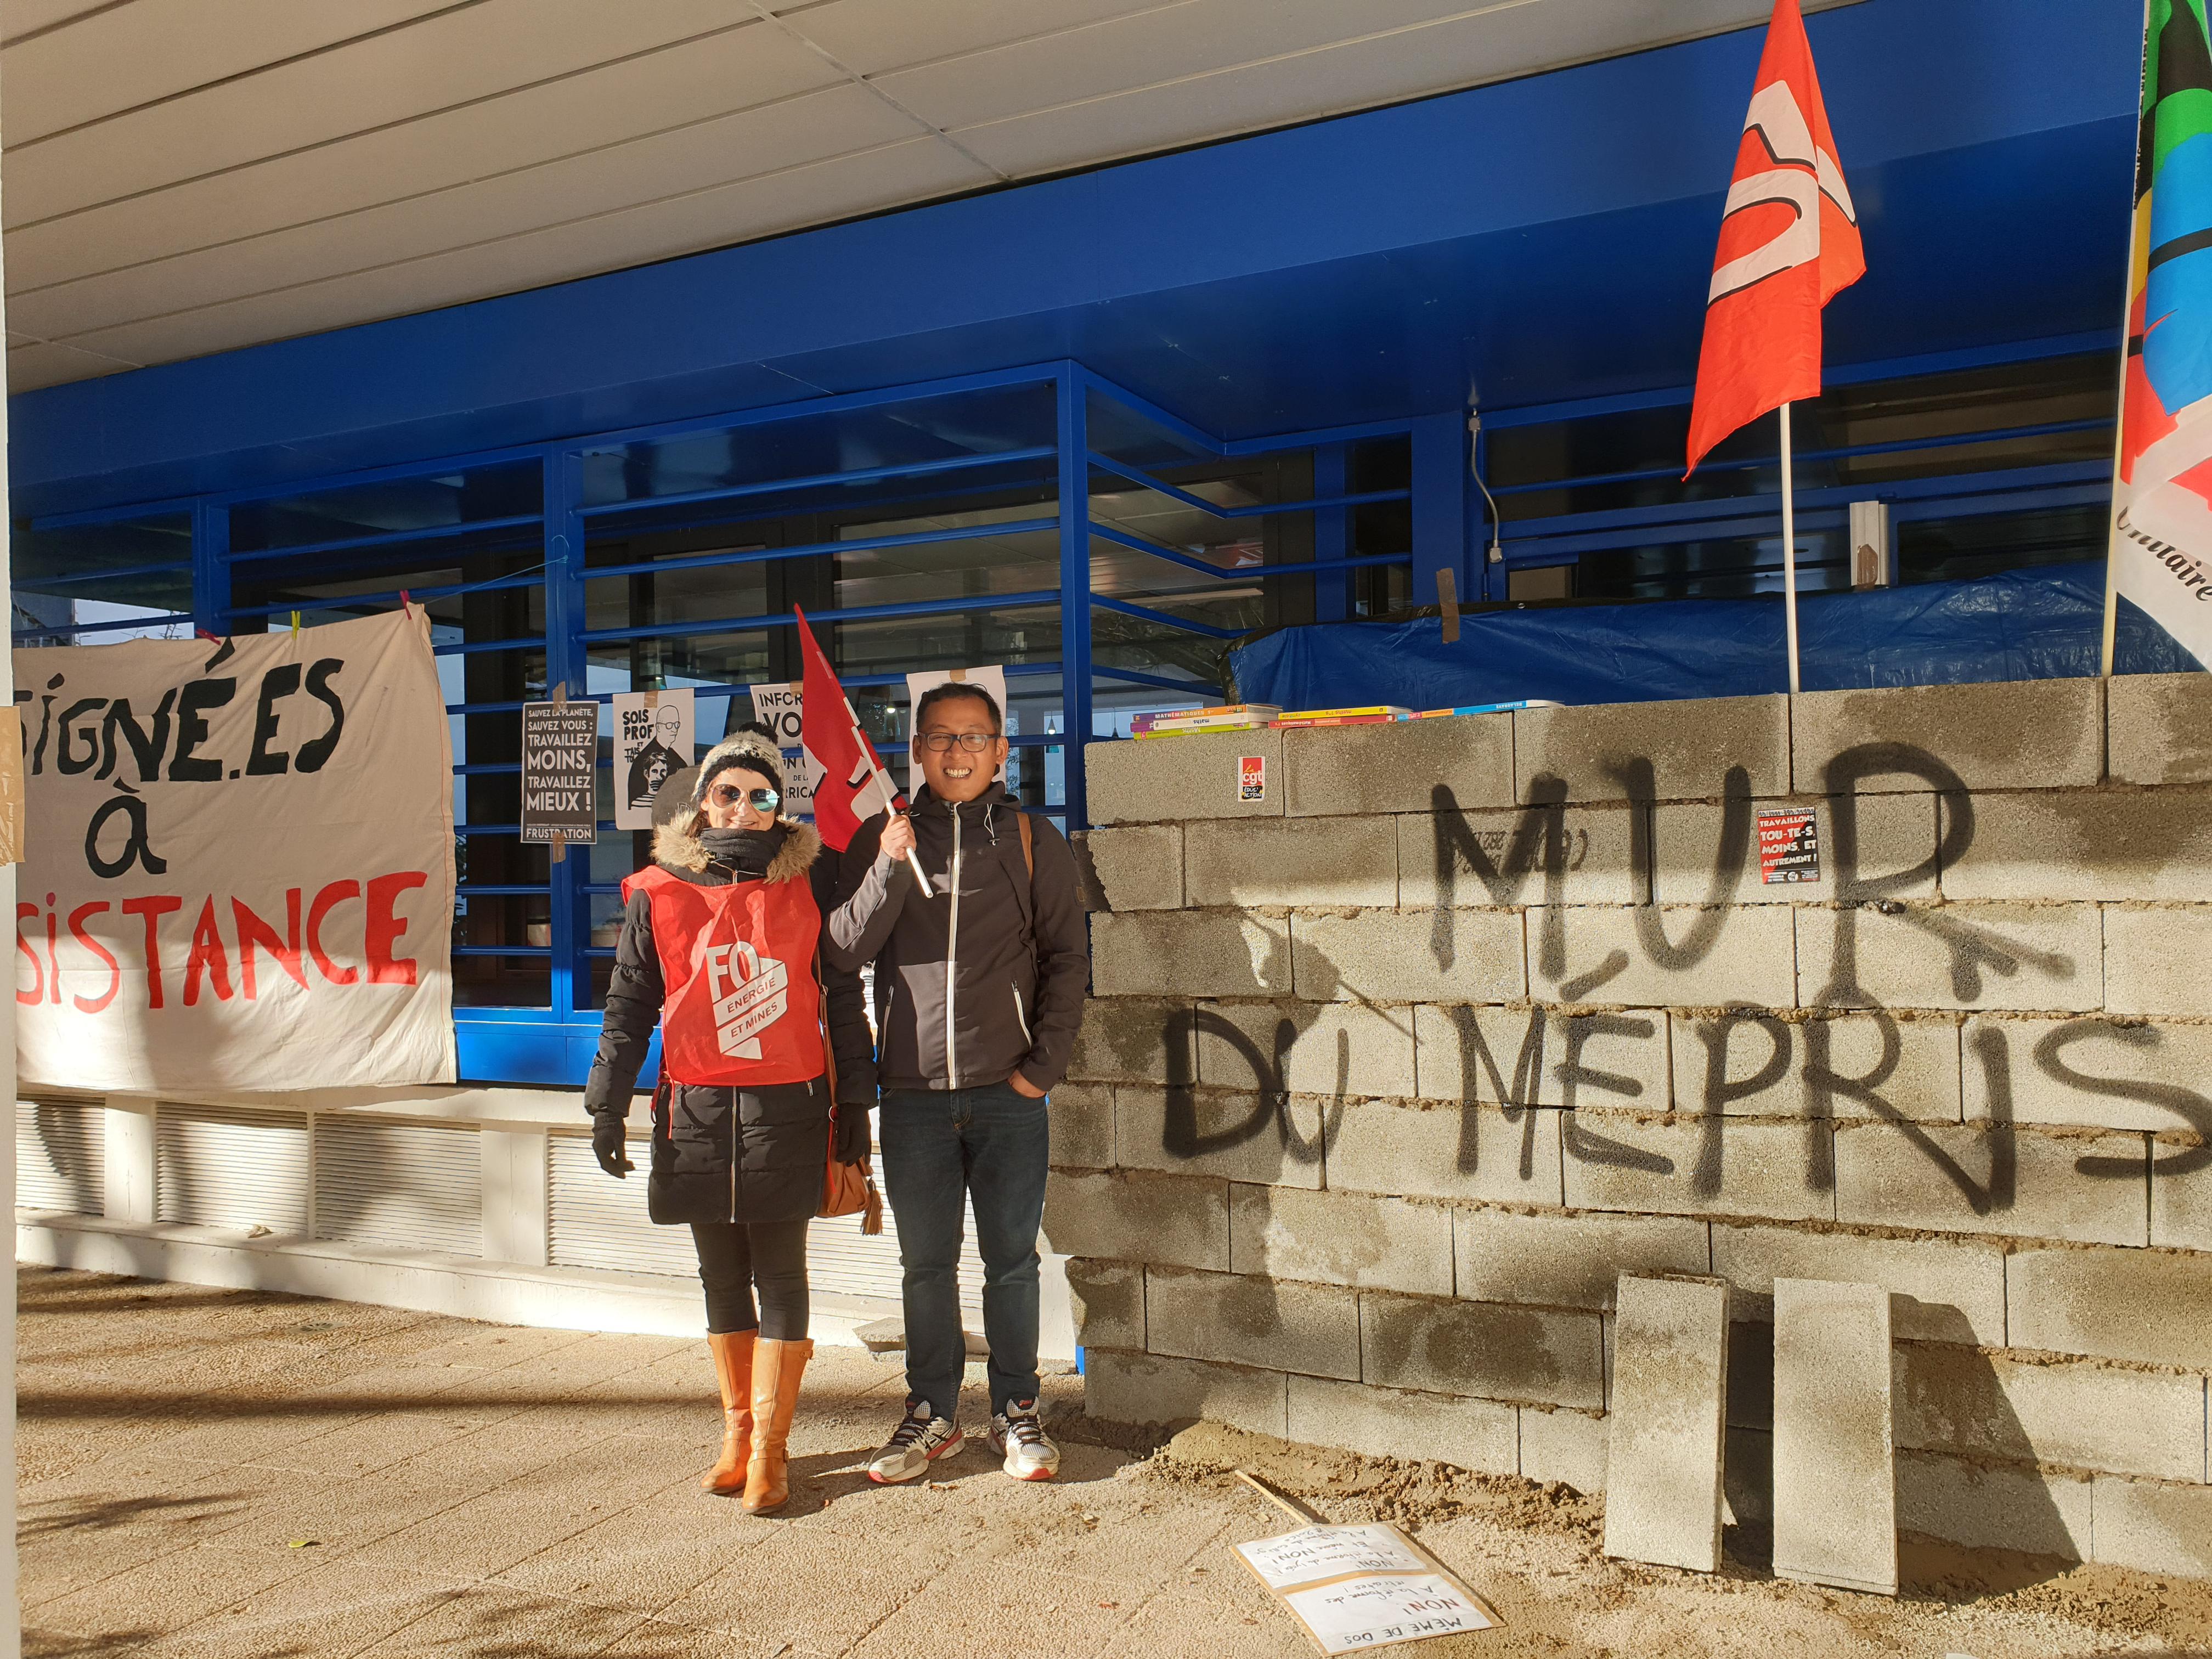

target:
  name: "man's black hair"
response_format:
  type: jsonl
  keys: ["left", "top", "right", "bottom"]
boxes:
{"left": 913, "top": 680, "right": 1003, "bottom": 736}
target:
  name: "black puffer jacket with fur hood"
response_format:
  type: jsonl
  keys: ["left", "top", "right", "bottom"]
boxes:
{"left": 584, "top": 738, "right": 876, "bottom": 1227}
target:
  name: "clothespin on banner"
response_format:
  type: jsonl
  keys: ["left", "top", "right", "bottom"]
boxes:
{"left": 548, "top": 681, "right": 567, "bottom": 866}
{"left": 290, "top": 610, "right": 301, "bottom": 637}
{"left": 398, "top": 589, "right": 412, "bottom": 619}
{"left": 1436, "top": 569, "right": 1461, "bottom": 645}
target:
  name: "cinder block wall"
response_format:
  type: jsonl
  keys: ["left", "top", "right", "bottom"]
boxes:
{"left": 1057, "top": 675, "right": 2212, "bottom": 1578}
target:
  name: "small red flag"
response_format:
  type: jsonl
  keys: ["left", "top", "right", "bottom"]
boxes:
{"left": 1685, "top": 0, "right": 1864, "bottom": 477}
{"left": 794, "top": 605, "right": 903, "bottom": 852}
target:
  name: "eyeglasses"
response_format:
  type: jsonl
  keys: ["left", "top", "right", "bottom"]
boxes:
{"left": 710, "top": 785, "right": 780, "bottom": 810}
{"left": 917, "top": 731, "right": 998, "bottom": 753}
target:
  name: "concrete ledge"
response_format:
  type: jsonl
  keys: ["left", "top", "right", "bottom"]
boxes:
{"left": 18, "top": 1212, "right": 896, "bottom": 1345}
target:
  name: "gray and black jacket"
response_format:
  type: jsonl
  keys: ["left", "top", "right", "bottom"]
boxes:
{"left": 584, "top": 817, "right": 877, "bottom": 1227}
{"left": 826, "top": 784, "right": 1087, "bottom": 1093}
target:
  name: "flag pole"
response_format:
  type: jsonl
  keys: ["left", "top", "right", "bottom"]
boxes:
{"left": 870, "top": 761, "right": 930, "bottom": 890}
{"left": 1781, "top": 402, "right": 1801, "bottom": 695}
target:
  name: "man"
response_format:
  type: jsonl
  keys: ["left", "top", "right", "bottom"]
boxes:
{"left": 825, "top": 681, "right": 1087, "bottom": 1483}
{"left": 625, "top": 702, "right": 686, "bottom": 811}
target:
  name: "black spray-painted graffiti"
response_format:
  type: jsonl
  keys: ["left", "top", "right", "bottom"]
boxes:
{"left": 1161, "top": 741, "right": 2212, "bottom": 1214}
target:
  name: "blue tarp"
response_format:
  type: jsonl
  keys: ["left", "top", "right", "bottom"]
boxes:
{"left": 1229, "top": 561, "right": 2201, "bottom": 710}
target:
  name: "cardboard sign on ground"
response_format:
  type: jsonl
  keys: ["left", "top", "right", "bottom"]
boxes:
{"left": 1234, "top": 1514, "right": 1499, "bottom": 1654}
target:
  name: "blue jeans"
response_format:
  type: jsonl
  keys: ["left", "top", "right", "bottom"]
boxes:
{"left": 879, "top": 1079, "right": 1049, "bottom": 1419}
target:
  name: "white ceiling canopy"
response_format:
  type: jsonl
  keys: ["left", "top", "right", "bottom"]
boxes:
{"left": 0, "top": 0, "right": 1857, "bottom": 394}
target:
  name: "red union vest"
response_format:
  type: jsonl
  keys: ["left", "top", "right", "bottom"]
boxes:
{"left": 624, "top": 865, "right": 823, "bottom": 1087}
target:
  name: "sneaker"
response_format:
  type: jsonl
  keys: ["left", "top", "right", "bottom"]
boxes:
{"left": 987, "top": 1399, "right": 1061, "bottom": 1482}
{"left": 866, "top": 1400, "right": 963, "bottom": 1485}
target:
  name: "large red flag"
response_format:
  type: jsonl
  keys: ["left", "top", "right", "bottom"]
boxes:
{"left": 793, "top": 605, "right": 903, "bottom": 852}
{"left": 1685, "top": 0, "right": 1864, "bottom": 477}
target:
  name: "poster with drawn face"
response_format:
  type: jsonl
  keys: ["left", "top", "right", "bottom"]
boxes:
{"left": 613, "top": 689, "right": 693, "bottom": 830}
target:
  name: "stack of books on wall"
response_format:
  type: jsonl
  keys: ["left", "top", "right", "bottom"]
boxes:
{"left": 1273, "top": 706, "right": 1412, "bottom": 728}
{"left": 1131, "top": 704, "right": 1280, "bottom": 738}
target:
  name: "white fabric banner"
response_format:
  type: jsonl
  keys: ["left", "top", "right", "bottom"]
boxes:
{"left": 14, "top": 609, "right": 457, "bottom": 1092}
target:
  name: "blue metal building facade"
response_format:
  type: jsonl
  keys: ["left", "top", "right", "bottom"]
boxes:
{"left": 6, "top": 0, "right": 2142, "bottom": 1082}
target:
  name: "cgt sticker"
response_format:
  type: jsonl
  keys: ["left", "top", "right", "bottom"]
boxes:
{"left": 1757, "top": 806, "right": 1821, "bottom": 884}
{"left": 1238, "top": 754, "right": 1266, "bottom": 802}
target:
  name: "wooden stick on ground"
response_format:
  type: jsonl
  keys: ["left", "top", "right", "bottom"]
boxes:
{"left": 1235, "top": 1469, "right": 1326, "bottom": 1526}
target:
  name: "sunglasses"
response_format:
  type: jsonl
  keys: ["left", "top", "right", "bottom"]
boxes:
{"left": 917, "top": 731, "right": 998, "bottom": 753}
{"left": 709, "top": 785, "right": 780, "bottom": 810}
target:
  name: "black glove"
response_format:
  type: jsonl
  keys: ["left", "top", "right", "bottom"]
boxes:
{"left": 591, "top": 1112, "right": 634, "bottom": 1178}
{"left": 832, "top": 1105, "right": 871, "bottom": 1165}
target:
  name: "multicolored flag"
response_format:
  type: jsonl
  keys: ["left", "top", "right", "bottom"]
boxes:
{"left": 793, "top": 605, "right": 904, "bottom": 852}
{"left": 2108, "top": 0, "right": 2212, "bottom": 669}
{"left": 1685, "top": 0, "right": 1865, "bottom": 477}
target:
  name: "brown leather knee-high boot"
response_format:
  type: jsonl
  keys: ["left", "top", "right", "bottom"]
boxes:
{"left": 701, "top": 1330, "right": 757, "bottom": 1495}
{"left": 741, "top": 1337, "right": 814, "bottom": 1514}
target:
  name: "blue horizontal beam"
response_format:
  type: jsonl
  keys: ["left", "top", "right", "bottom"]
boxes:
{"left": 1089, "top": 518, "right": 1405, "bottom": 581}
{"left": 458, "top": 883, "right": 549, "bottom": 895}
{"left": 1090, "top": 595, "right": 1245, "bottom": 640}
{"left": 13, "top": 610, "right": 193, "bottom": 641}
{"left": 453, "top": 945, "right": 552, "bottom": 958}
{"left": 1491, "top": 416, "right": 2116, "bottom": 498}
{"left": 580, "top": 587, "right": 1060, "bottom": 646}
{"left": 225, "top": 565, "right": 544, "bottom": 620}
{"left": 583, "top": 516, "right": 1057, "bottom": 583}
{"left": 227, "top": 513, "right": 543, "bottom": 566}
{"left": 578, "top": 445, "right": 1057, "bottom": 520}
{"left": 19, "top": 558, "right": 191, "bottom": 590}
{"left": 435, "top": 636, "right": 547, "bottom": 658}
{"left": 1093, "top": 665, "right": 1226, "bottom": 696}
{"left": 1087, "top": 450, "right": 1409, "bottom": 522}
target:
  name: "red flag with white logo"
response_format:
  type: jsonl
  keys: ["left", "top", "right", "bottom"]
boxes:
{"left": 793, "top": 605, "right": 904, "bottom": 853}
{"left": 1685, "top": 0, "right": 1864, "bottom": 477}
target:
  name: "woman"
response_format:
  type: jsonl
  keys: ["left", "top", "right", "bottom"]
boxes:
{"left": 584, "top": 724, "right": 876, "bottom": 1514}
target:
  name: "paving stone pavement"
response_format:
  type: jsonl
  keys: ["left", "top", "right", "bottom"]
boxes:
{"left": 18, "top": 1267, "right": 2212, "bottom": 1659}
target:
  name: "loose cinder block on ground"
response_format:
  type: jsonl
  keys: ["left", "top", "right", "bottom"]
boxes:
{"left": 1230, "top": 1183, "right": 1453, "bottom": 1297}
{"left": 2109, "top": 672, "right": 2212, "bottom": 786}
{"left": 1562, "top": 1111, "right": 1832, "bottom": 1225}
{"left": 1940, "top": 789, "right": 2212, "bottom": 902}
{"left": 1110, "top": 1085, "right": 1325, "bottom": 1189}
{"left": 1649, "top": 793, "right": 1936, "bottom": 906}
{"left": 1287, "top": 1375, "right": 1519, "bottom": 1475}
{"left": 1144, "top": 1266, "right": 1362, "bottom": 1381}
{"left": 2092, "top": 1475, "right": 2212, "bottom": 1577}
{"left": 1796, "top": 902, "right": 2102, "bottom": 1013}
{"left": 1602, "top": 1274, "right": 1730, "bottom": 1575}
{"left": 1284, "top": 713, "right": 1514, "bottom": 816}
{"left": 1194, "top": 999, "right": 1417, "bottom": 1099}
{"left": 1893, "top": 1344, "right": 2206, "bottom": 1483}
{"left": 1359, "top": 1290, "right": 1606, "bottom": 1410}
{"left": 1184, "top": 815, "right": 1399, "bottom": 909}
{"left": 1292, "top": 908, "right": 1527, "bottom": 1005}
{"left": 1065, "top": 997, "right": 1191, "bottom": 1084}
{"left": 1065, "top": 1259, "right": 1145, "bottom": 1351}
{"left": 2105, "top": 906, "right": 2212, "bottom": 1016}
{"left": 1894, "top": 1448, "right": 2093, "bottom": 1561}
{"left": 1962, "top": 1013, "right": 2212, "bottom": 1132}
{"left": 1041, "top": 1169, "right": 1228, "bottom": 1271}
{"left": 1085, "top": 730, "right": 1284, "bottom": 825}
{"left": 1046, "top": 1081, "right": 1118, "bottom": 1168}
{"left": 1325, "top": 1097, "right": 1565, "bottom": 1207}
{"left": 1073, "top": 824, "right": 1184, "bottom": 911}
{"left": 1451, "top": 1207, "right": 1709, "bottom": 1311}
{"left": 1417, "top": 1002, "right": 1669, "bottom": 1111}
{"left": 1667, "top": 1011, "right": 1961, "bottom": 1122}
{"left": 1515, "top": 694, "right": 1788, "bottom": 803}
{"left": 1520, "top": 1406, "right": 1608, "bottom": 1493}
{"left": 1091, "top": 911, "right": 1292, "bottom": 999}
{"left": 1790, "top": 678, "right": 2103, "bottom": 795}
{"left": 1083, "top": 1347, "right": 1289, "bottom": 1435}
{"left": 1710, "top": 1222, "right": 2005, "bottom": 1346}
{"left": 1400, "top": 802, "right": 1642, "bottom": 909}
{"left": 1530, "top": 904, "right": 1798, "bottom": 1009}
{"left": 2007, "top": 1245, "right": 2212, "bottom": 1369}
{"left": 1771, "top": 1278, "right": 1897, "bottom": 1597}
{"left": 1831, "top": 1120, "right": 2148, "bottom": 1246}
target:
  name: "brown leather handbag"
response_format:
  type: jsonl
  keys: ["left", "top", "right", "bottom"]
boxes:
{"left": 815, "top": 957, "right": 883, "bottom": 1233}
